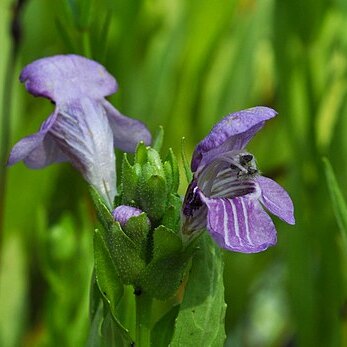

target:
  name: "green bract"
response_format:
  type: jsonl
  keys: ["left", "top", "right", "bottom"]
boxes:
{"left": 91, "top": 144, "right": 197, "bottom": 300}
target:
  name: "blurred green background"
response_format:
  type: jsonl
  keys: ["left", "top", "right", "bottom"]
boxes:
{"left": 1, "top": 0, "right": 347, "bottom": 346}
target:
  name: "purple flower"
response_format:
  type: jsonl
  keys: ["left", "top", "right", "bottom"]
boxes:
{"left": 8, "top": 55, "right": 151, "bottom": 207}
{"left": 183, "top": 107, "right": 295, "bottom": 253}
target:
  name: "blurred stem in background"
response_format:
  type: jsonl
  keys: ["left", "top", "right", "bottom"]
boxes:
{"left": 0, "top": 0, "right": 26, "bottom": 244}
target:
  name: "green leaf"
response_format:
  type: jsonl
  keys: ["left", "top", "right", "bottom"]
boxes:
{"left": 152, "top": 126, "right": 164, "bottom": 152}
{"left": 135, "top": 141, "right": 148, "bottom": 165}
{"left": 122, "top": 154, "right": 140, "bottom": 205}
{"left": 89, "top": 186, "right": 114, "bottom": 231}
{"left": 86, "top": 300, "right": 104, "bottom": 347}
{"left": 138, "top": 226, "right": 190, "bottom": 299}
{"left": 163, "top": 160, "right": 173, "bottom": 194}
{"left": 93, "top": 229, "right": 134, "bottom": 345}
{"left": 94, "top": 229, "right": 124, "bottom": 308}
{"left": 323, "top": 158, "right": 347, "bottom": 241}
{"left": 147, "top": 148, "right": 165, "bottom": 178}
{"left": 181, "top": 137, "right": 193, "bottom": 183}
{"left": 151, "top": 305, "right": 180, "bottom": 347}
{"left": 164, "top": 149, "right": 179, "bottom": 194}
{"left": 123, "top": 213, "right": 150, "bottom": 260}
{"left": 152, "top": 225, "right": 182, "bottom": 259}
{"left": 108, "top": 223, "right": 146, "bottom": 284}
{"left": 161, "top": 194, "right": 182, "bottom": 233}
{"left": 138, "top": 175, "right": 168, "bottom": 221}
{"left": 170, "top": 234, "right": 226, "bottom": 347}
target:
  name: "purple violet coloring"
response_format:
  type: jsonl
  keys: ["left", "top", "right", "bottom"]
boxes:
{"left": 112, "top": 205, "right": 148, "bottom": 227}
{"left": 182, "top": 107, "right": 295, "bottom": 253}
{"left": 8, "top": 55, "right": 151, "bottom": 207}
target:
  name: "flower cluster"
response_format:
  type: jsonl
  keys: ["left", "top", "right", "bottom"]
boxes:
{"left": 9, "top": 55, "right": 294, "bottom": 256}
{"left": 182, "top": 107, "right": 295, "bottom": 253}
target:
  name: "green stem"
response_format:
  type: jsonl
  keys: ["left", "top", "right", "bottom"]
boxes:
{"left": 135, "top": 291, "right": 152, "bottom": 347}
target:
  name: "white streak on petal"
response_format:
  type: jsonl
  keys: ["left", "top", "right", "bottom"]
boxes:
{"left": 229, "top": 199, "right": 243, "bottom": 248}
{"left": 241, "top": 198, "right": 252, "bottom": 246}
{"left": 222, "top": 200, "right": 231, "bottom": 247}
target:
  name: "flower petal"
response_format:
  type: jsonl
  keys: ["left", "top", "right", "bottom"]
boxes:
{"left": 8, "top": 131, "right": 45, "bottom": 166}
{"left": 192, "top": 107, "right": 277, "bottom": 171}
{"left": 23, "top": 134, "right": 68, "bottom": 168}
{"left": 8, "top": 112, "right": 68, "bottom": 168}
{"left": 49, "top": 97, "right": 117, "bottom": 205}
{"left": 201, "top": 194, "right": 277, "bottom": 253}
{"left": 20, "top": 54, "right": 117, "bottom": 103}
{"left": 102, "top": 100, "right": 151, "bottom": 152}
{"left": 257, "top": 176, "right": 295, "bottom": 225}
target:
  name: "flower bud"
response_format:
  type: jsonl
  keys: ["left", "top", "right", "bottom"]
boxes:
{"left": 112, "top": 205, "right": 144, "bottom": 227}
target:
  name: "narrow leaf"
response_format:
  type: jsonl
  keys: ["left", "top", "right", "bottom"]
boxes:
{"left": 86, "top": 300, "right": 104, "bottom": 347}
{"left": 135, "top": 141, "right": 148, "bottom": 165}
{"left": 89, "top": 186, "right": 114, "bottom": 231}
{"left": 323, "top": 157, "right": 347, "bottom": 241}
{"left": 121, "top": 154, "right": 139, "bottom": 205}
{"left": 165, "top": 148, "right": 179, "bottom": 193}
{"left": 94, "top": 229, "right": 124, "bottom": 308}
{"left": 152, "top": 126, "right": 164, "bottom": 152}
{"left": 94, "top": 229, "right": 134, "bottom": 345}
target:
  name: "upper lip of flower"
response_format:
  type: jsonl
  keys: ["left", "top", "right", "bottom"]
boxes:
{"left": 183, "top": 106, "right": 295, "bottom": 253}
{"left": 191, "top": 106, "right": 277, "bottom": 173}
{"left": 8, "top": 54, "right": 152, "bottom": 207}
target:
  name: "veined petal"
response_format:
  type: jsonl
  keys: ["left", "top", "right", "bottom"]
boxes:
{"left": 192, "top": 107, "right": 276, "bottom": 171}
{"left": 257, "top": 176, "right": 295, "bottom": 225}
{"left": 50, "top": 97, "right": 117, "bottom": 206}
{"left": 201, "top": 194, "right": 277, "bottom": 253}
{"left": 20, "top": 54, "right": 117, "bottom": 103}
{"left": 102, "top": 100, "right": 151, "bottom": 152}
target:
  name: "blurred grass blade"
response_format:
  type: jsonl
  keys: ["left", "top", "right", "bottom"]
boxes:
{"left": 97, "top": 11, "right": 113, "bottom": 62}
{"left": 0, "top": 234, "right": 27, "bottom": 347}
{"left": 181, "top": 137, "right": 192, "bottom": 183}
{"left": 55, "top": 17, "right": 76, "bottom": 52}
{"left": 323, "top": 157, "right": 347, "bottom": 241}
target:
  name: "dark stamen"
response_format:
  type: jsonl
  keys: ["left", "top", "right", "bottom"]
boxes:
{"left": 247, "top": 167, "right": 258, "bottom": 175}
{"left": 183, "top": 181, "right": 203, "bottom": 216}
{"left": 240, "top": 154, "right": 253, "bottom": 165}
